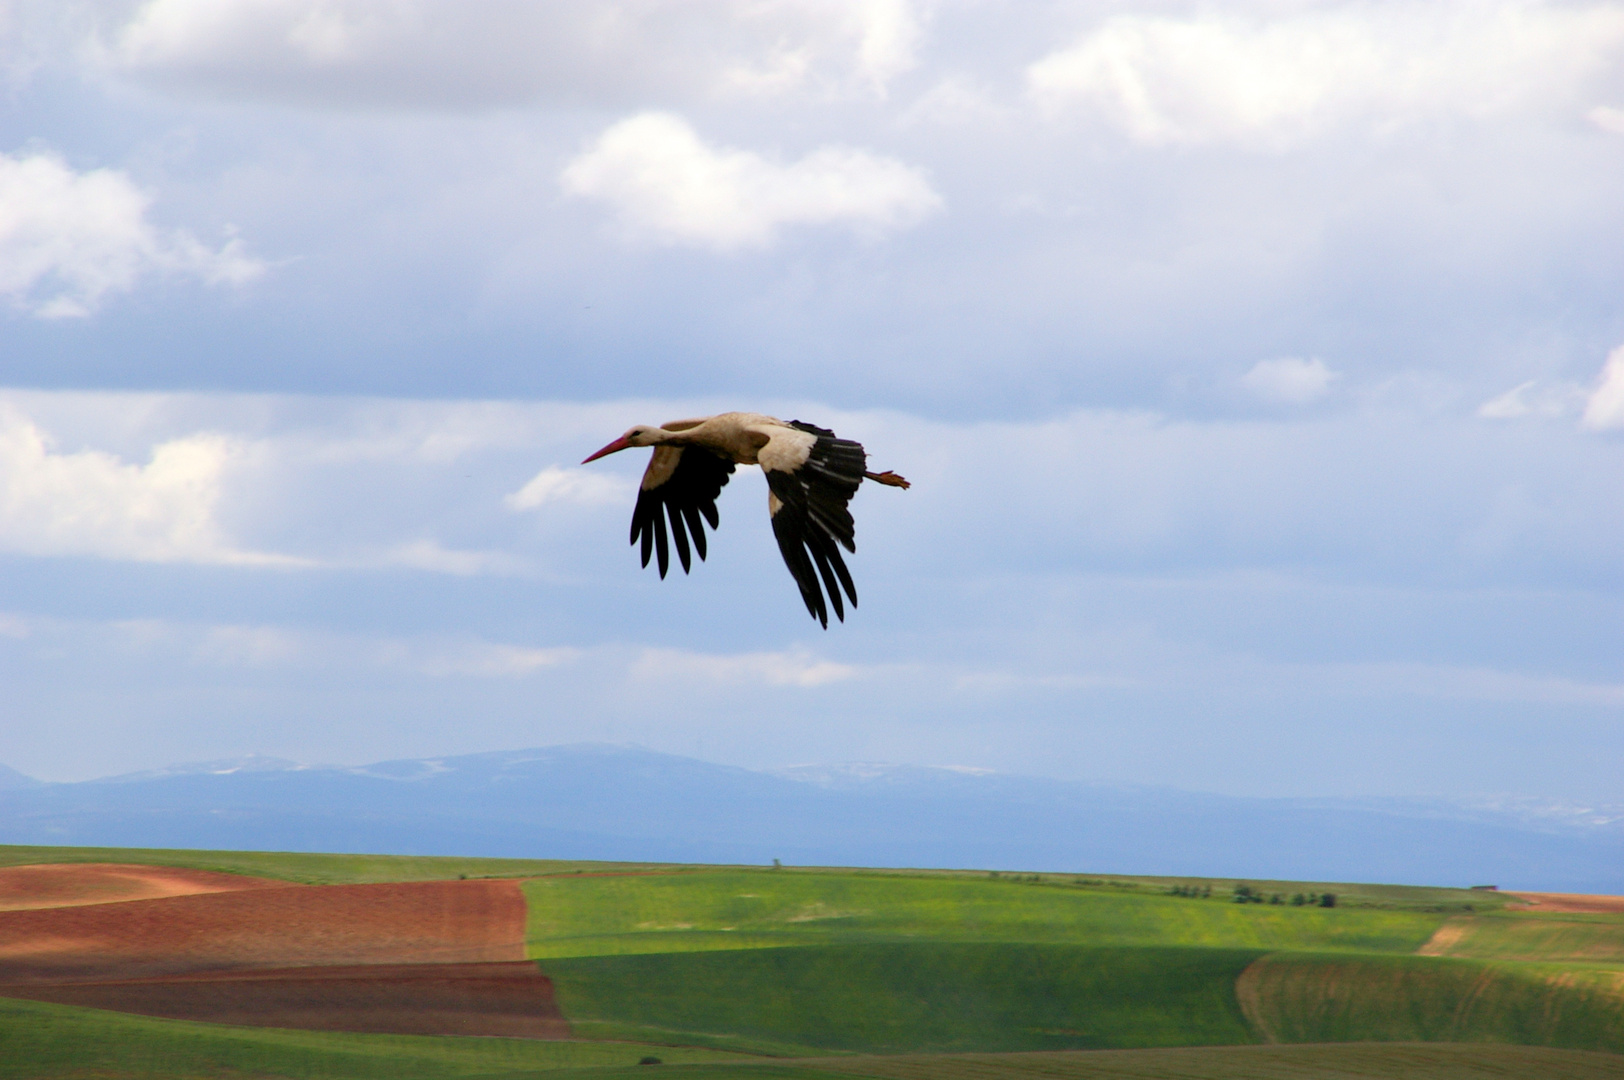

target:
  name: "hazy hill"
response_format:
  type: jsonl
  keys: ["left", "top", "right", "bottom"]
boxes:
{"left": 1, "top": 745, "right": 1618, "bottom": 892}
{"left": 0, "top": 766, "right": 41, "bottom": 791}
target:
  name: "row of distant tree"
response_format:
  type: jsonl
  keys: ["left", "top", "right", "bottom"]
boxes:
{"left": 1168, "top": 883, "right": 1337, "bottom": 907}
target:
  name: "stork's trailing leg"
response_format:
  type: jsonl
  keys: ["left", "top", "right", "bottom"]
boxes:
{"left": 864, "top": 470, "right": 910, "bottom": 488}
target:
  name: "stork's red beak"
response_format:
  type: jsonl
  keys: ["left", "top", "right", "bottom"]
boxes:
{"left": 582, "top": 436, "right": 632, "bottom": 463}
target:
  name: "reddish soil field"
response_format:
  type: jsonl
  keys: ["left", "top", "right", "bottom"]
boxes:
{"left": 0, "top": 863, "right": 284, "bottom": 912}
{"left": 1509, "top": 891, "right": 1624, "bottom": 914}
{"left": 0, "top": 961, "right": 569, "bottom": 1038}
{"left": 0, "top": 878, "right": 526, "bottom": 982}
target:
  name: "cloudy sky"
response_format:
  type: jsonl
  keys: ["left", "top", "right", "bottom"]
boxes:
{"left": 1, "top": 0, "right": 1623, "bottom": 803}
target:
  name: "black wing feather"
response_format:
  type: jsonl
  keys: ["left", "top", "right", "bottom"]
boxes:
{"left": 630, "top": 445, "right": 735, "bottom": 580}
{"left": 765, "top": 421, "right": 867, "bottom": 628}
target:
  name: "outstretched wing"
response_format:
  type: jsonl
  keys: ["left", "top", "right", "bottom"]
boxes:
{"left": 761, "top": 420, "right": 866, "bottom": 628}
{"left": 630, "top": 444, "right": 736, "bottom": 578}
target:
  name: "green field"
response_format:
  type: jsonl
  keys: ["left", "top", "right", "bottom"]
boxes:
{"left": 522, "top": 869, "right": 1448, "bottom": 959}
{"left": 546, "top": 943, "right": 1262, "bottom": 1054}
{"left": 0, "top": 996, "right": 751, "bottom": 1080}
{"left": 0, "top": 845, "right": 1514, "bottom": 905}
{"left": 0, "top": 843, "right": 682, "bottom": 885}
{"left": 1423, "top": 911, "right": 1624, "bottom": 964}
{"left": 1239, "top": 952, "right": 1624, "bottom": 1048}
{"left": 1, "top": 844, "right": 1622, "bottom": 1079}
{"left": 5, "top": 999, "right": 1623, "bottom": 1080}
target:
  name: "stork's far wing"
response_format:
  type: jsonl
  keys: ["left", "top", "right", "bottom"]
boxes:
{"left": 631, "top": 445, "right": 736, "bottom": 578}
{"left": 761, "top": 421, "right": 866, "bottom": 628}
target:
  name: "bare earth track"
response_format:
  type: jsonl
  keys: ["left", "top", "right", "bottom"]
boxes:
{"left": 1511, "top": 892, "right": 1624, "bottom": 914}
{"left": 0, "top": 862, "right": 284, "bottom": 911}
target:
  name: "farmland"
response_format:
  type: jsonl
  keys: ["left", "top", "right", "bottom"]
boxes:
{"left": 521, "top": 869, "right": 1447, "bottom": 957}
{"left": 0, "top": 844, "right": 1620, "bottom": 1079}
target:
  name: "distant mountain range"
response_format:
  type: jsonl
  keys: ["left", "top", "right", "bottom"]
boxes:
{"left": 2, "top": 745, "right": 1620, "bottom": 892}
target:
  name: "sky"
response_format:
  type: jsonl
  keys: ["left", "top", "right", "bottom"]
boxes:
{"left": 1, "top": 0, "right": 1623, "bottom": 804}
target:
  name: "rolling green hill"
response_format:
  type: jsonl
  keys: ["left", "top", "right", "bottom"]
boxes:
{"left": 545, "top": 942, "right": 1262, "bottom": 1054}
{"left": 0, "top": 996, "right": 749, "bottom": 1080}
{"left": 5, "top": 998, "right": 1624, "bottom": 1080}
{"left": 517, "top": 868, "right": 1624, "bottom": 1059}
{"left": 522, "top": 868, "right": 1448, "bottom": 958}
{"left": 1420, "top": 911, "right": 1624, "bottom": 964}
{"left": 1238, "top": 952, "right": 1624, "bottom": 1049}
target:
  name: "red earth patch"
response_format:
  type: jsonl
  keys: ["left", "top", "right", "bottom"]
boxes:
{"left": 0, "top": 876, "right": 554, "bottom": 1037}
{"left": 0, "top": 961, "right": 569, "bottom": 1038}
{"left": 0, "top": 878, "right": 527, "bottom": 981}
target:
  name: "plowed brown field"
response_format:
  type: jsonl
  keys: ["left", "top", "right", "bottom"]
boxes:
{"left": 1510, "top": 892, "right": 1624, "bottom": 914}
{"left": 0, "top": 879, "right": 527, "bottom": 981}
{"left": 0, "top": 961, "right": 569, "bottom": 1038}
{"left": 0, "top": 862, "right": 284, "bottom": 911}
{"left": 0, "top": 876, "right": 550, "bottom": 1037}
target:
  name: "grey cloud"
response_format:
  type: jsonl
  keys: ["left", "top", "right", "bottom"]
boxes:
{"left": 102, "top": 0, "right": 923, "bottom": 110}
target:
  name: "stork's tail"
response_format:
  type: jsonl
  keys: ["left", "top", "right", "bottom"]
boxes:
{"left": 864, "top": 470, "right": 911, "bottom": 489}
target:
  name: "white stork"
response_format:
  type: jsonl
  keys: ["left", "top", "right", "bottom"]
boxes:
{"left": 582, "top": 412, "right": 909, "bottom": 627}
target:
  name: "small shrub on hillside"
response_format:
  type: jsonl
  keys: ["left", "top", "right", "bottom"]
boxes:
{"left": 1320, "top": 892, "right": 1337, "bottom": 908}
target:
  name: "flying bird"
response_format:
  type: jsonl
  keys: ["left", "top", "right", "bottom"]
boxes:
{"left": 582, "top": 412, "right": 910, "bottom": 627}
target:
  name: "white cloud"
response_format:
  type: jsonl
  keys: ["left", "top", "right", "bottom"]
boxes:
{"left": 561, "top": 112, "right": 942, "bottom": 250}
{"left": 378, "top": 540, "right": 528, "bottom": 577}
{"left": 1479, "top": 380, "right": 1540, "bottom": 419}
{"left": 99, "top": 615, "right": 579, "bottom": 678}
{"left": 506, "top": 466, "right": 626, "bottom": 511}
{"left": 0, "top": 391, "right": 656, "bottom": 576}
{"left": 1028, "top": 3, "right": 1624, "bottom": 146}
{"left": 899, "top": 77, "right": 1007, "bottom": 127}
{"left": 721, "top": 0, "right": 921, "bottom": 95}
{"left": 1581, "top": 344, "right": 1624, "bottom": 430}
{"left": 418, "top": 641, "right": 579, "bottom": 678}
{"left": 1477, "top": 379, "right": 1584, "bottom": 420}
{"left": 108, "top": 0, "right": 921, "bottom": 109}
{"left": 1241, "top": 357, "right": 1338, "bottom": 404}
{"left": 0, "top": 407, "right": 294, "bottom": 564}
{"left": 1314, "top": 660, "right": 1624, "bottom": 708}
{"left": 193, "top": 624, "right": 304, "bottom": 666}
{"left": 0, "top": 150, "right": 262, "bottom": 317}
{"left": 1590, "top": 105, "right": 1624, "bottom": 134}
{"left": 634, "top": 646, "right": 856, "bottom": 687}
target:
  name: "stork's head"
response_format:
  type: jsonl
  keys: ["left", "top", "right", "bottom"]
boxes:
{"left": 582, "top": 424, "right": 664, "bottom": 463}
